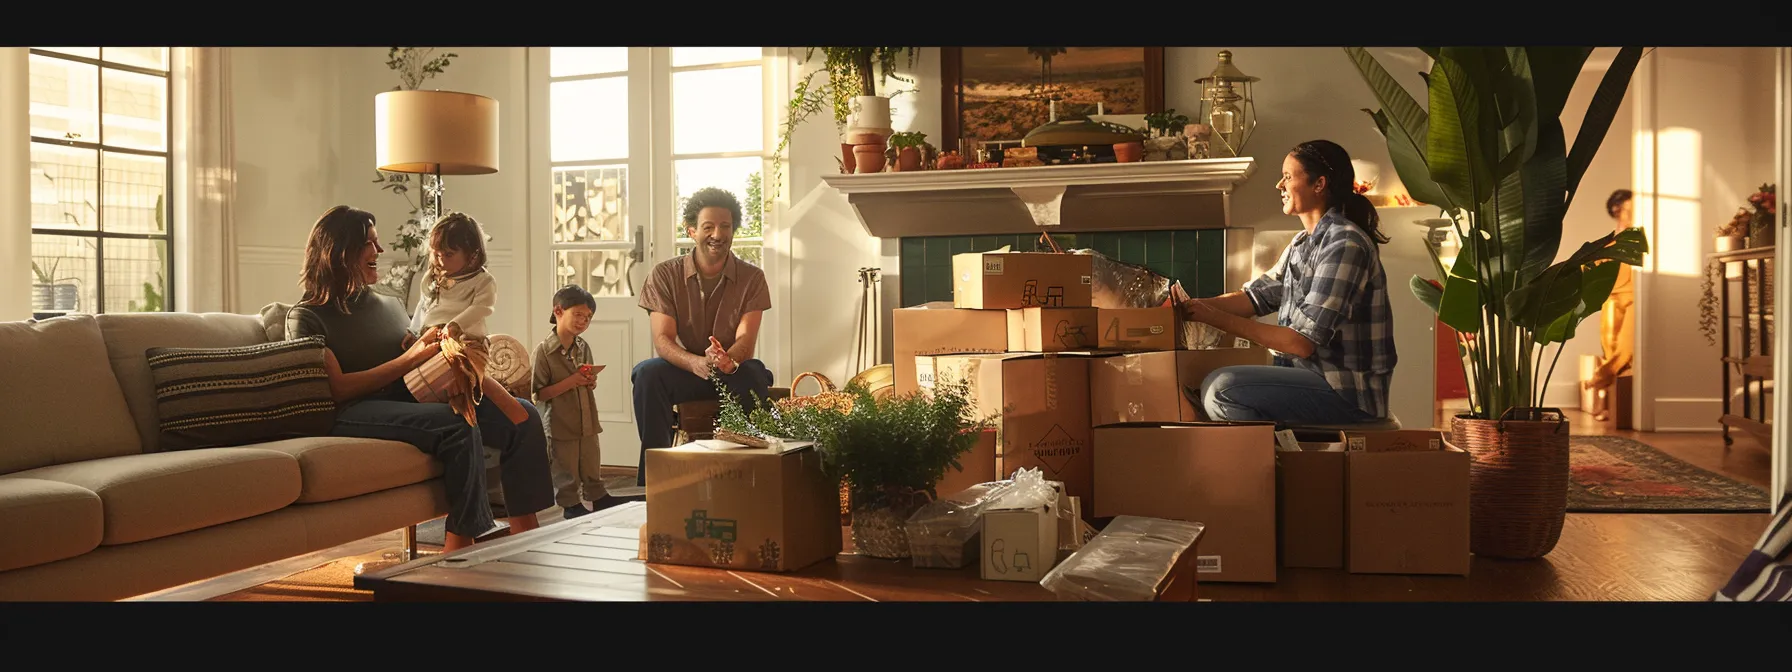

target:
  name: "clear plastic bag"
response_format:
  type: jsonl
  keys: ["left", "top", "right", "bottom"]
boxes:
{"left": 1038, "top": 515, "right": 1207, "bottom": 601}
{"left": 904, "top": 480, "right": 1017, "bottom": 569}
{"left": 1073, "top": 249, "right": 1173, "bottom": 309}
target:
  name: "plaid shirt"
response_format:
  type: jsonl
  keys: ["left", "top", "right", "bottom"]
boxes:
{"left": 1242, "top": 209, "right": 1398, "bottom": 418}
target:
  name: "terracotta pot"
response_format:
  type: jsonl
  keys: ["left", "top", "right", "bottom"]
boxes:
{"left": 1451, "top": 409, "right": 1570, "bottom": 559}
{"left": 896, "top": 147, "right": 921, "bottom": 172}
{"left": 845, "top": 130, "right": 885, "bottom": 145}
{"left": 840, "top": 143, "right": 856, "bottom": 174}
{"left": 853, "top": 143, "right": 887, "bottom": 174}
{"left": 1113, "top": 141, "right": 1143, "bottom": 163}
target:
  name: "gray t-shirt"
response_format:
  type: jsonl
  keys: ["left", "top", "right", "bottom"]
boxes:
{"left": 287, "top": 290, "right": 414, "bottom": 402}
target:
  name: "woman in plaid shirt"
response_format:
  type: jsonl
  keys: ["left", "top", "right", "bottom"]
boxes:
{"left": 1182, "top": 139, "right": 1397, "bottom": 426}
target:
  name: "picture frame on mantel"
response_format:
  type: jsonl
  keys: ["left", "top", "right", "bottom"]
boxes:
{"left": 939, "top": 47, "right": 1167, "bottom": 154}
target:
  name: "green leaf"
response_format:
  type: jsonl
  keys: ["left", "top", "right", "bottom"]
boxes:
{"left": 1518, "top": 116, "right": 1569, "bottom": 284}
{"left": 1426, "top": 51, "right": 1494, "bottom": 210}
{"left": 1565, "top": 46, "right": 1644, "bottom": 204}
{"left": 1410, "top": 275, "right": 1443, "bottom": 314}
{"left": 1366, "top": 109, "right": 1451, "bottom": 208}
{"left": 1439, "top": 251, "right": 1484, "bottom": 333}
{"left": 1505, "top": 263, "right": 1583, "bottom": 331}
{"left": 1523, "top": 47, "right": 1593, "bottom": 119}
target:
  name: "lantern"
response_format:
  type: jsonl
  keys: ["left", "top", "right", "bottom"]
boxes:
{"left": 1194, "top": 50, "right": 1259, "bottom": 158}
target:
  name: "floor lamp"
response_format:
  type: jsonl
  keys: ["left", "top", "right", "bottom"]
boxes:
{"left": 374, "top": 89, "right": 500, "bottom": 226}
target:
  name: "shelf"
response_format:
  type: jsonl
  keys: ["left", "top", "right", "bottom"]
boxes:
{"left": 818, "top": 157, "right": 1257, "bottom": 238}
{"left": 1709, "top": 246, "right": 1776, "bottom": 263}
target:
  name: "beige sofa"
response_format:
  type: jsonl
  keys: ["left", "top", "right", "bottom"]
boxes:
{"left": 0, "top": 311, "right": 454, "bottom": 601}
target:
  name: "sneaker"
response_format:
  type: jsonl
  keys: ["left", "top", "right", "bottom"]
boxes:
{"left": 562, "top": 504, "right": 594, "bottom": 520}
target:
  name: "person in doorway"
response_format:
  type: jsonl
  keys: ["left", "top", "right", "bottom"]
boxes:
{"left": 286, "top": 205, "right": 554, "bottom": 551}
{"left": 1181, "top": 139, "right": 1398, "bottom": 426}
{"left": 631, "top": 187, "right": 774, "bottom": 486}
{"left": 1584, "top": 189, "right": 1638, "bottom": 422}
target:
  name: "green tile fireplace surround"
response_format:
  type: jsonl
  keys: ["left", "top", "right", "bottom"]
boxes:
{"left": 897, "top": 229, "right": 1247, "bottom": 307}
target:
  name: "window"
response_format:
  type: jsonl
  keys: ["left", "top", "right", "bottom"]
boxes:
{"left": 544, "top": 47, "right": 769, "bottom": 299}
{"left": 28, "top": 47, "right": 174, "bottom": 316}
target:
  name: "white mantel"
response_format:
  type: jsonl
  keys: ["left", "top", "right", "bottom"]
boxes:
{"left": 819, "top": 157, "right": 1257, "bottom": 239}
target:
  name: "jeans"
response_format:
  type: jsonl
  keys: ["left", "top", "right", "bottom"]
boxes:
{"left": 631, "top": 357, "right": 774, "bottom": 486}
{"left": 333, "top": 392, "right": 555, "bottom": 539}
{"left": 1201, "top": 364, "right": 1375, "bottom": 427}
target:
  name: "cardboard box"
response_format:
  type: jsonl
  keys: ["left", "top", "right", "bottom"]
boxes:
{"left": 1097, "top": 307, "right": 1178, "bottom": 351}
{"left": 1007, "top": 307, "right": 1100, "bottom": 352}
{"left": 1086, "top": 347, "right": 1274, "bottom": 427}
{"left": 892, "top": 302, "right": 1008, "bottom": 396}
{"left": 922, "top": 353, "right": 1095, "bottom": 517}
{"left": 1092, "top": 422, "right": 1278, "bottom": 583}
{"left": 1343, "top": 429, "right": 1471, "bottom": 575}
{"left": 641, "top": 440, "right": 843, "bottom": 573}
{"left": 952, "top": 251, "right": 1094, "bottom": 310}
{"left": 935, "top": 428, "right": 997, "bottom": 499}
{"left": 1277, "top": 430, "right": 1347, "bottom": 569}
{"left": 981, "top": 503, "right": 1062, "bottom": 582}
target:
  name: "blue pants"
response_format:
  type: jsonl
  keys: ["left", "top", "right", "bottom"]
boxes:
{"left": 1201, "top": 365, "right": 1373, "bottom": 426}
{"left": 333, "top": 392, "right": 555, "bottom": 539}
{"left": 632, "top": 357, "right": 774, "bottom": 486}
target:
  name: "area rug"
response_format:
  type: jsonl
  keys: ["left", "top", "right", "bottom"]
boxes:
{"left": 206, "top": 551, "right": 388, "bottom": 602}
{"left": 1568, "top": 435, "right": 1770, "bottom": 513}
{"left": 414, "top": 475, "right": 641, "bottom": 546}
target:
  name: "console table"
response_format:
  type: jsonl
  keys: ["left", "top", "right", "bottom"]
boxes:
{"left": 1711, "top": 245, "right": 1775, "bottom": 447}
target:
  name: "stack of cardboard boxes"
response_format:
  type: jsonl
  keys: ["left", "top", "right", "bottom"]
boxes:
{"left": 896, "top": 249, "right": 1472, "bottom": 584}
{"left": 636, "top": 248, "right": 1472, "bottom": 588}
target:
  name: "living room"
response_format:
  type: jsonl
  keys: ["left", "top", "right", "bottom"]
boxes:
{"left": 1, "top": 44, "right": 1788, "bottom": 606}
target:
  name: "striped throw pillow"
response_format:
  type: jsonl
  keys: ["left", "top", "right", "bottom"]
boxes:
{"left": 145, "top": 336, "right": 337, "bottom": 451}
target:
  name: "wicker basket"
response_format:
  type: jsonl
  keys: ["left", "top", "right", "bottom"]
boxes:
{"left": 1450, "top": 408, "right": 1571, "bottom": 559}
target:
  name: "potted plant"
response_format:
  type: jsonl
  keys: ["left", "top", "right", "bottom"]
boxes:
{"left": 713, "top": 378, "right": 998, "bottom": 560}
{"left": 1699, "top": 183, "right": 1776, "bottom": 344}
{"left": 1348, "top": 46, "right": 1649, "bottom": 559}
{"left": 769, "top": 48, "right": 919, "bottom": 196}
{"left": 1140, "top": 110, "right": 1190, "bottom": 161}
{"left": 1742, "top": 183, "right": 1777, "bottom": 248}
{"left": 31, "top": 257, "right": 80, "bottom": 313}
{"left": 889, "top": 131, "right": 928, "bottom": 172}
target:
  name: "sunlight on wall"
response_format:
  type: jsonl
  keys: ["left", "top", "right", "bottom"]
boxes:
{"left": 1656, "top": 127, "right": 1704, "bottom": 277}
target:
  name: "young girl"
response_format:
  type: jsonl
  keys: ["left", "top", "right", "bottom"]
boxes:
{"left": 409, "top": 211, "right": 498, "bottom": 426}
{"left": 532, "top": 285, "right": 615, "bottom": 518}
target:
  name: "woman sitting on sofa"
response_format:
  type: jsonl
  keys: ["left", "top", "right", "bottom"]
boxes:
{"left": 285, "top": 205, "right": 555, "bottom": 550}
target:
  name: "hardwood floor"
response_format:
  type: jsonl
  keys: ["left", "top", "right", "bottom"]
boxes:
{"left": 142, "top": 414, "right": 1776, "bottom": 602}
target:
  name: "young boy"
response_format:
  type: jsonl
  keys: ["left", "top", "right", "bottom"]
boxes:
{"left": 532, "top": 284, "right": 622, "bottom": 518}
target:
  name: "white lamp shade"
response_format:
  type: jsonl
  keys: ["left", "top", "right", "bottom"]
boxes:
{"left": 375, "top": 90, "right": 499, "bottom": 175}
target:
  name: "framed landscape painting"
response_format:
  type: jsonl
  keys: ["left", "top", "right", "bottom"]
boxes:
{"left": 939, "top": 47, "right": 1166, "bottom": 152}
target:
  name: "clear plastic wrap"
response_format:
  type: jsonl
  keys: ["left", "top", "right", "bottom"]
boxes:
{"left": 1072, "top": 249, "right": 1173, "bottom": 309}
{"left": 904, "top": 480, "right": 1017, "bottom": 569}
{"left": 1038, "top": 515, "right": 1207, "bottom": 601}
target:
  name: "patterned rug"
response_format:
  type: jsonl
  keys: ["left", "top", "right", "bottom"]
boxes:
{"left": 1568, "top": 436, "right": 1770, "bottom": 513}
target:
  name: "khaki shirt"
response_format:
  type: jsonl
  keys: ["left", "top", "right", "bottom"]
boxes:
{"left": 638, "top": 252, "right": 772, "bottom": 356}
{"left": 532, "top": 333, "right": 602, "bottom": 438}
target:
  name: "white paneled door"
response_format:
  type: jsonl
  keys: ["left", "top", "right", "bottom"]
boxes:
{"left": 530, "top": 47, "right": 773, "bottom": 468}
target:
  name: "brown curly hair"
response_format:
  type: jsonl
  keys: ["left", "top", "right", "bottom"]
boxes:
{"left": 426, "top": 211, "right": 490, "bottom": 299}
{"left": 297, "top": 205, "right": 378, "bottom": 314}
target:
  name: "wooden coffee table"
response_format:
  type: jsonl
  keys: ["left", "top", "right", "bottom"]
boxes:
{"left": 354, "top": 502, "right": 1057, "bottom": 601}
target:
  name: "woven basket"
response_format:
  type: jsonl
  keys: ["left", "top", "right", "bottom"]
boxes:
{"left": 776, "top": 371, "right": 855, "bottom": 414}
{"left": 1450, "top": 408, "right": 1570, "bottom": 559}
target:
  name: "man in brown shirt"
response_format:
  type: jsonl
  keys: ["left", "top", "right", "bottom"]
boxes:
{"left": 632, "top": 186, "right": 774, "bottom": 485}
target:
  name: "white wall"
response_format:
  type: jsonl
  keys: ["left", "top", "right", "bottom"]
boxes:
{"left": 231, "top": 47, "right": 342, "bottom": 316}
{"left": 1633, "top": 47, "right": 1779, "bottom": 431}
{"left": 0, "top": 49, "right": 30, "bottom": 322}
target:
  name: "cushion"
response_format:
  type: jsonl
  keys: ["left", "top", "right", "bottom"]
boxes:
{"left": 248, "top": 436, "right": 444, "bottom": 504}
{"left": 0, "top": 448, "right": 301, "bottom": 546}
{"left": 258, "top": 302, "right": 291, "bottom": 342}
{"left": 0, "top": 315, "right": 143, "bottom": 475}
{"left": 96, "top": 312, "right": 268, "bottom": 452}
{"left": 1714, "top": 493, "right": 1792, "bottom": 601}
{"left": 146, "top": 336, "right": 338, "bottom": 452}
{"left": 0, "top": 478, "right": 103, "bottom": 572}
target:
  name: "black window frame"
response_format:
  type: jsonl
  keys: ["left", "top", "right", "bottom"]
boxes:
{"left": 27, "top": 47, "right": 176, "bottom": 317}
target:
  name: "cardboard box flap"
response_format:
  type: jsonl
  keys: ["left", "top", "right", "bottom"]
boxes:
{"left": 1345, "top": 429, "right": 1450, "bottom": 453}
{"left": 664, "top": 439, "right": 816, "bottom": 456}
{"left": 1092, "top": 420, "right": 1277, "bottom": 431}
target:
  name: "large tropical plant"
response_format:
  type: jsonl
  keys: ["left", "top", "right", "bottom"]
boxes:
{"left": 1345, "top": 46, "right": 1650, "bottom": 421}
